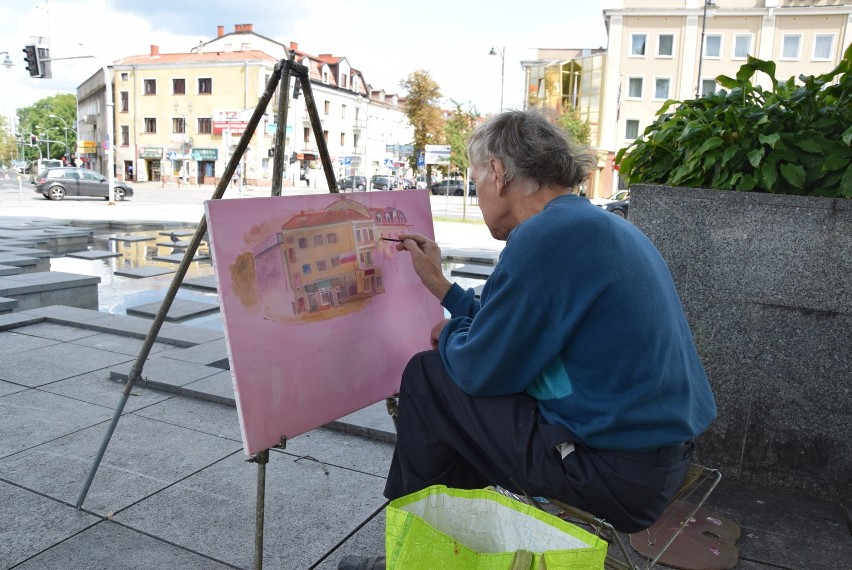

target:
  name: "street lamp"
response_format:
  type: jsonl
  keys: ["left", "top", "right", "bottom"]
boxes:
{"left": 488, "top": 46, "right": 505, "bottom": 113}
{"left": 696, "top": 0, "right": 717, "bottom": 97}
{"left": 49, "top": 114, "right": 69, "bottom": 152}
{"left": 0, "top": 51, "right": 13, "bottom": 69}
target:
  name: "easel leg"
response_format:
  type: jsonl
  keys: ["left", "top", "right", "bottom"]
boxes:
{"left": 251, "top": 449, "right": 270, "bottom": 570}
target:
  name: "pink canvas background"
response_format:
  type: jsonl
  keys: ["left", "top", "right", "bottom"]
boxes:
{"left": 205, "top": 190, "right": 443, "bottom": 455}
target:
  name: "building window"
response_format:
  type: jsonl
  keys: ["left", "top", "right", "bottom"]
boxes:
{"left": 313, "top": 234, "right": 324, "bottom": 246}
{"left": 625, "top": 119, "right": 639, "bottom": 140}
{"left": 654, "top": 78, "right": 671, "bottom": 100}
{"left": 119, "top": 91, "right": 129, "bottom": 113}
{"left": 324, "top": 101, "right": 330, "bottom": 115}
{"left": 340, "top": 133, "right": 345, "bottom": 146}
{"left": 733, "top": 34, "right": 752, "bottom": 60}
{"left": 198, "top": 77, "right": 213, "bottom": 94}
{"left": 144, "top": 118, "right": 156, "bottom": 133}
{"left": 323, "top": 130, "right": 329, "bottom": 142}
{"left": 701, "top": 79, "right": 718, "bottom": 97}
{"left": 198, "top": 118, "right": 212, "bottom": 134}
{"left": 144, "top": 79, "right": 156, "bottom": 95}
{"left": 657, "top": 34, "right": 674, "bottom": 57}
{"left": 353, "top": 76, "right": 359, "bottom": 91}
{"left": 331, "top": 255, "right": 340, "bottom": 267}
{"left": 627, "top": 77, "right": 643, "bottom": 99}
{"left": 120, "top": 72, "right": 128, "bottom": 81}
{"left": 781, "top": 35, "right": 801, "bottom": 60}
{"left": 302, "top": 263, "right": 312, "bottom": 275}
{"left": 288, "top": 248, "right": 296, "bottom": 263}
{"left": 172, "top": 118, "right": 186, "bottom": 134}
{"left": 322, "top": 71, "right": 329, "bottom": 84}
{"left": 298, "top": 237, "right": 308, "bottom": 248}
{"left": 173, "top": 78, "right": 185, "bottom": 95}
{"left": 813, "top": 34, "right": 834, "bottom": 60}
{"left": 303, "top": 127, "right": 310, "bottom": 143}
{"left": 317, "top": 260, "right": 327, "bottom": 271}
{"left": 120, "top": 125, "right": 129, "bottom": 146}
{"left": 342, "top": 74, "right": 348, "bottom": 88}
{"left": 704, "top": 35, "right": 722, "bottom": 58}
{"left": 327, "top": 233, "right": 338, "bottom": 243}
{"left": 630, "top": 34, "right": 646, "bottom": 56}
{"left": 341, "top": 104, "right": 346, "bottom": 118}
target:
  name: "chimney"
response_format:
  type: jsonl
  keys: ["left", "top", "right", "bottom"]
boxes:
{"left": 217, "top": 25, "right": 224, "bottom": 37}
{"left": 290, "top": 42, "right": 299, "bottom": 51}
{"left": 235, "top": 23, "right": 253, "bottom": 33}
{"left": 150, "top": 45, "right": 159, "bottom": 56}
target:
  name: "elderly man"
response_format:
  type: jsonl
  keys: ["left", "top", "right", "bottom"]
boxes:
{"left": 340, "top": 110, "right": 716, "bottom": 570}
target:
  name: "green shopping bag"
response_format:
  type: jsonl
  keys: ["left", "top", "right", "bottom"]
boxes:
{"left": 385, "top": 485, "right": 607, "bottom": 569}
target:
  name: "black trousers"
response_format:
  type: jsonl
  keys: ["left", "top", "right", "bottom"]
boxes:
{"left": 384, "top": 351, "right": 693, "bottom": 533}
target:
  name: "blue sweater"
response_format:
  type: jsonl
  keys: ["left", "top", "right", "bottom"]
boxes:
{"left": 439, "top": 195, "right": 717, "bottom": 450}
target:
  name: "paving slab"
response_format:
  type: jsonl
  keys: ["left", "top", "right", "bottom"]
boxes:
{"left": 156, "top": 240, "right": 190, "bottom": 247}
{"left": 160, "top": 230, "right": 195, "bottom": 237}
{"left": 109, "top": 354, "right": 222, "bottom": 391}
{"left": 19, "top": 304, "right": 106, "bottom": 322}
{"left": 78, "top": 313, "right": 170, "bottom": 338}
{"left": 0, "top": 331, "right": 61, "bottom": 355}
{"left": 114, "top": 451, "right": 388, "bottom": 569}
{"left": 131, "top": 393, "right": 243, "bottom": 442}
{"left": 0, "top": 341, "right": 132, "bottom": 387}
{"left": 106, "top": 234, "right": 156, "bottom": 243}
{"left": 159, "top": 338, "right": 228, "bottom": 366}
{"left": 114, "top": 266, "right": 176, "bottom": 279}
{"left": 0, "top": 312, "right": 44, "bottom": 331}
{"left": 314, "top": 512, "right": 385, "bottom": 570}
{"left": 0, "top": 379, "right": 27, "bottom": 397}
{"left": 0, "top": 389, "right": 115, "bottom": 458}
{"left": 0, "top": 271, "right": 101, "bottom": 294}
{"left": 12, "top": 321, "right": 101, "bottom": 342}
{"left": 126, "top": 298, "right": 220, "bottom": 322}
{"left": 450, "top": 263, "right": 495, "bottom": 279}
{"left": 13, "top": 520, "right": 233, "bottom": 569}
{"left": 0, "top": 264, "right": 22, "bottom": 276}
{"left": 283, "top": 426, "right": 396, "bottom": 479}
{"left": 181, "top": 274, "right": 218, "bottom": 291}
{"left": 65, "top": 249, "right": 123, "bottom": 260}
{"left": 158, "top": 323, "right": 225, "bottom": 346}
{"left": 153, "top": 252, "right": 210, "bottom": 263}
{"left": 0, "top": 480, "right": 101, "bottom": 569}
{"left": 0, "top": 253, "right": 39, "bottom": 268}
{"left": 0, "top": 245, "right": 52, "bottom": 257}
{"left": 0, "top": 413, "right": 243, "bottom": 515}
{"left": 0, "top": 295, "right": 18, "bottom": 311}
{"left": 40, "top": 369, "right": 175, "bottom": 413}
{"left": 326, "top": 400, "right": 398, "bottom": 444}
{"left": 70, "top": 332, "right": 175, "bottom": 357}
{"left": 180, "top": 370, "right": 235, "bottom": 405}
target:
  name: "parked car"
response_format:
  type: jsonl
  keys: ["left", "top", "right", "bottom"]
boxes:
{"left": 415, "top": 174, "right": 429, "bottom": 189}
{"left": 337, "top": 175, "right": 367, "bottom": 191}
{"left": 604, "top": 197, "right": 629, "bottom": 218}
{"left": 400, "top": 178, "right": 416, "bottom": 189}
{"left": 430, "top": 179, "right": 476, "bottom": 197}
{"left": 590, "top": 189, "right": 630, "bottom": 206}
{"left": 33, "top": 167, "right": 134, "bottom": 201}
{"left": 28, "top": 159, "right": 63, "bottom": 183}
{"left": 370, "top": 176, "right": 398, "bottom": 190}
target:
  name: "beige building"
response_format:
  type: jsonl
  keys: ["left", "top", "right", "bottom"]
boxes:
{"left": 77, "top": 23, "right": 413, "bottom": 187}
{"left": 522, "top": 0, "right": 852, "bottom": 198}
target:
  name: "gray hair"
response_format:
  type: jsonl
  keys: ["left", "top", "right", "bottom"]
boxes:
{"left": 467, "top": 110, "right": 594, "bottom": 193}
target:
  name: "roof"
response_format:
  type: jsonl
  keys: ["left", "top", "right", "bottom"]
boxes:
{"left": 282, "top": 207, "right": 370, "bottom": 230}
{"left": 115, "top": 50, "right": 277, "bottom": 66}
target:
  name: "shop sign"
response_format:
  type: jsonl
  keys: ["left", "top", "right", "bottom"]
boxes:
{"left": 139, "top": 146, "right": 162, "bottom": 159}
{"left": 79, "top": 140, "right": 97, "bottom": 152}
{"left": 191, "top": 148, "right": 219, "bottom": 160}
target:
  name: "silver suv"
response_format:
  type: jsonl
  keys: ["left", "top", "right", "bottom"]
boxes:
{"left": 33, "top": 167, "right": 134, "bottom": 201}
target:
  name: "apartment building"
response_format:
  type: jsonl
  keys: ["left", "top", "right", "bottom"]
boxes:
{"left": 522, "top": 0, "right": 852, "bottom": 197}
{"left": 77, "top": 23, "right": 413, "bottom": 186}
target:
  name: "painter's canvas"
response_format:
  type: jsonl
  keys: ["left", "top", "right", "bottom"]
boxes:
{"left": 205, "top": 191, "right": 443, "bottom": 455}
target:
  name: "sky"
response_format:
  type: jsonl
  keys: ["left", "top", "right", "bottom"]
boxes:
{"left": 0, "top": 0, "right": 613, "bottom": 126}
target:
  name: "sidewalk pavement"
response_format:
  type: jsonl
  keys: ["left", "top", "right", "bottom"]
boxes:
{"left": 1, "top": 180, "right": 850, "bottom": 569}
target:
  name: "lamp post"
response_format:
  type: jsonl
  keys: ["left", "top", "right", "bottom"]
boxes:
{"left": 695, "top": 0, "right": 716, "bottom": 97}
{"left": 488, "top": 46, "right": 506, "bottom": 112}
{"left": 173, "top": 102, "right": 193, "bottom": 185}
{"left": 0, "top": 51, "right": 14, "bottom": 69}
{"left": 49, "top": 114, "right": 69, "bottom": 156}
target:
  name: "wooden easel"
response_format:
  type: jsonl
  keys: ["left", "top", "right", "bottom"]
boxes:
{"left": 75, "top": 50, "right": 389, "bottom": 569}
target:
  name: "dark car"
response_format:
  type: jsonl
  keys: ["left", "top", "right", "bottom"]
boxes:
{"left": 370, "top": 176, "right": 398, "bottom": 190}
{"left": 33, "top": 167, "right": 133, "bottom": 201}
{"left": 400, "top": 178, "right": 416, "bottom": 189}
{"left": 430, "top": 179, "right": 477, "bottom": 197}
{"left": 337, "top": 175, "right": 367, "bottom": 192}
{"left": 604, "top": 197, "right": 629, "bottom": 218}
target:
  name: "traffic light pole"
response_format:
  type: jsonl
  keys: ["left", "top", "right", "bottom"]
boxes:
{"left": 45, "top": 54, "right": 116, "bottom": 205}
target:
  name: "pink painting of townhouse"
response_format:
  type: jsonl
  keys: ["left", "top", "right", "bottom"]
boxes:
{"left": 205, "top": 190, "right": 443, "bottom": 455}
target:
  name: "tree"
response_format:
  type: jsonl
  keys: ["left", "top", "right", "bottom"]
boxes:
{"left": 554, "top": 103, "right": 591, "bottom": 146}
{"left": 0, "top": 117, "right": 17, "bottom": 167}
{"left": 444, "top": 100, "right": 479, "bottom": 176}
{"left": 401, "top": 70, "right": 444, "bottom": 182}
{"left": 16, "top": 93, "right": 78, "bottom": 162}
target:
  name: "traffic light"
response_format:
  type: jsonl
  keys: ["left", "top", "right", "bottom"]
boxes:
{"left": 23, "top": 45, "right": 39, "bottom": 77}
{"left": 290, "top": 152, "right": 297, "bottom": 164}
{"left": 30, "top": 134, "right": 37, "bottom": 145}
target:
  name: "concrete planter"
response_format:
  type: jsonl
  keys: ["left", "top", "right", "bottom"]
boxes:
{"left": 629, "top": 184, "right": 851, "bottom": 500}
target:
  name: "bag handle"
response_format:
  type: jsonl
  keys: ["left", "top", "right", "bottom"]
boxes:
{"left": 510, "top": 550, "right": 547, "bottom": 570}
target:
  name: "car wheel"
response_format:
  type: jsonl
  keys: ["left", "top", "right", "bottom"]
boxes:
{"left": 612, "top": 208, "right": 626, "bottom": 218}
{"left": 42, "top": 193, "right": 49, "bottom": 199}
{"left": 357, "top": 184, "right": 364, "bottom": 191}
{"left": 115, "top": 188, "right": 127, "bottom": 201}
{"left": 48, "top": 186, "right": 65, "bottom": 200}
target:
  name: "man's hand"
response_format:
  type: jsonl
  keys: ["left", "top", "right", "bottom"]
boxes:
{"left": 430, "top": 318, "right": 450, "bottom": 350}
{"left": 396, "top": 233, "right": 452, "bottom": 300}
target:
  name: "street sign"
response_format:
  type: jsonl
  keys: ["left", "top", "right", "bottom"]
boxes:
{"left": 425, "top": 144, "right": 451, "bottom": 166}
{"left": 343, "top": 156, "right": 352, "bottom": 166}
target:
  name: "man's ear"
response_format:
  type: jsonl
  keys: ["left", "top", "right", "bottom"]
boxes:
{"left": 490, "top": 158, "right": 508, "bottom": 195}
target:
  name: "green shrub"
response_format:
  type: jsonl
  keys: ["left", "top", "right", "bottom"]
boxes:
{"left": 615, "top": 42, "right": 852, "bottom": 198}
